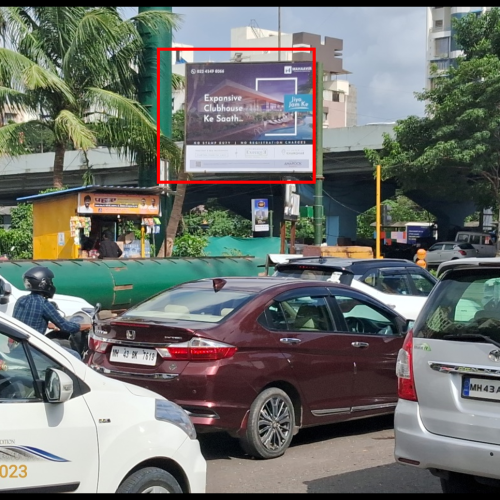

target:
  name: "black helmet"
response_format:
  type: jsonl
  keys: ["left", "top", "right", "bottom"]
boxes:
{"left": 23, "top": 266, "right": 56, "bottom": 298}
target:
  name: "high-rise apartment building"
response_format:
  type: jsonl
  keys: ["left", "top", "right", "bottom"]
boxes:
{"left": 426, "top": 7, "right": 491, "bottom": 90}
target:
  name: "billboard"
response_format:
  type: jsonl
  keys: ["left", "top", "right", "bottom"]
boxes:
{"left": 185, "top": 61, "right": 314, "bottom": 174}
{"left": 406, "top": 224, "right": 433, "bottom": 245}
{"left": 77, "top": 193, "right": 160, "bottom": 216}
{"left": 251, "top": 199, "right": 270, "bottom": 232}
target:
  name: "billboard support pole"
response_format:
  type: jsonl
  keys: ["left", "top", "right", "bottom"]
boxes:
{"left": 376, "top": 164, "right": 381, "bottom": 259}
{"left": 314, "top": 61, "right": 324, "bottom": 245}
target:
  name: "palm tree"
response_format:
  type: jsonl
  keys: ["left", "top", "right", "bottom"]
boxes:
{"left": 157, "top": 145, "right": 189, "bottom": 257}
{"left": 0, "top": 7, "right": 183, "bottom": 187}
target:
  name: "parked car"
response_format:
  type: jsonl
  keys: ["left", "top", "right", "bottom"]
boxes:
{"left": 0, "top": 311, "right": 206, "bottom": 493}
{"left": 86, "top": 276, "right": 412, "bottom": 460}
{"left": 273, "top": 257, "right": 437, "bottom": 321}
{"left": 416, "top": 241, "right": 478, "bottom": 270}
{"left": 394, "top": 258, "right": 500, "bottom": 493}
{"left": 454, "top": 230, "right": 496, "bottom": 258}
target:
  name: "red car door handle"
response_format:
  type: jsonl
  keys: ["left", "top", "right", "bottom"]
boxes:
{"left": 280, "top": 338, "right": 301, "bottom": 344}
{"left": 352, "top": 342, "right": 369, "bottom": 348}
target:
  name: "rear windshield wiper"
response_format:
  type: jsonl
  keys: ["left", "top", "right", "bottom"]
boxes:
{"left": 443, "top": 333, "right": 500, "bottom": 349}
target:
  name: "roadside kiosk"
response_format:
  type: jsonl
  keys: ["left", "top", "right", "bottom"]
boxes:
{"left": 17, "top": 185, "right": 171, "bottom": 260}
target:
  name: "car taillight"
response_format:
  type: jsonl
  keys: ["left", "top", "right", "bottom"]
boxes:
{"left": 156, "top": 338, "right": 237, "bottom": 361}
{"left": 395, "top": 330, "right": 418, "bottom": 401}
{"left": 88, "top": 332, "right": 110, "bottom": 354}
{"left": 459, "top": 250, "right": 466, "bottom": 256}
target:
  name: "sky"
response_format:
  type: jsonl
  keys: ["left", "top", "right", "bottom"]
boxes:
{"left": 124, "top": 7, "right": 427, "bottom": 126}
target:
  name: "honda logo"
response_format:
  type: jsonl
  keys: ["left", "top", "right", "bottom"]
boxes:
{"left": 126, "top": 330, "right": 136, "bottom": 340}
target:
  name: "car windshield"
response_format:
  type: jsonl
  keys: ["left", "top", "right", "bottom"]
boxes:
{"left": 273, "top": 266, "right": 353, "bottom": 285}
{"left": 121, "top": 287, "right": 255, "bottom": 323}
{"left": 413, "top": 269, "right": 500, "bottom": 341}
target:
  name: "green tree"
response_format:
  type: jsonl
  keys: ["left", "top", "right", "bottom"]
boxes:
{"left": 357, "top": 194, "right": 435, "bottom": 239}
{"left": 285, "top": 217, "right": 325, "bottom": 244}
{"left": 0, "top": 7, "right": 183, "bottom": 187}
{"left": 180, "top": 204, "right": 253, "bottom": 238}
{"left": 365, "top": 8, "right": 500, "bottom": 233}
{"left": 172, "top": 234, "right": 208, "bottom": 257}
{"left": 172, "top": 109, "right": 185, "bottom": 142}
{"left": 0, "top": 203, "right": 33, "bottom": 259}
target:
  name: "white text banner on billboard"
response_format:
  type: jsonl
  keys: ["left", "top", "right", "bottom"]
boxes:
{"left": 185, "top": 61, "right": 314, "bottom": 174}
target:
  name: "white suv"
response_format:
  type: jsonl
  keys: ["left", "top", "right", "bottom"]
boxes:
{"left": 394, "top": 258, "right": 500, "bottom": 493}
{"left": 0, "top": 312, "right": 206, "bottom": 493}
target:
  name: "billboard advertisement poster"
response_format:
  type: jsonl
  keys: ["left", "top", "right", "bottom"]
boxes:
{"left": 77, "top": 193, "right": 160, "bottom": 215}
{"left": 185, "top": 61, "right": 314, "bottom": 175}
{"left": 252, "top": 199, "right": 270, "bottom": 232}
{"left": 406, "top": 225, "right": 432, "bottom": 245}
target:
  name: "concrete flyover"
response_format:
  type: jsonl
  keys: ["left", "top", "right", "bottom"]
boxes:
{"left": 0, "top": 124, "right": 475, "bottom": 243}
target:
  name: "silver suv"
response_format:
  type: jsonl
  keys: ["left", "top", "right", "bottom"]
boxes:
{"left": 394, "top": 258, "right": 500, "bottom": 493}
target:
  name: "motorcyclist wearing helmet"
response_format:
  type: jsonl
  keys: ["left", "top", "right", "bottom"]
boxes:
{"left": 12, "top": 266, "right": 92, "bottom": 336}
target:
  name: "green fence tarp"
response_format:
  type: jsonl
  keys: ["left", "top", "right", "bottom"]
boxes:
{"left": 204, "top": 236, "right": 281, "bottom": 259}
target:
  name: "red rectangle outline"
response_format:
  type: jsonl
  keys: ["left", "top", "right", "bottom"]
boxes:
{"left": 156, "top": 47, "right": 316, "bottom": 185}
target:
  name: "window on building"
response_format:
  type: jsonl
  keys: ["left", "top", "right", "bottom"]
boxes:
{"left": 433, "top": 59, "right": 451, "bottom": 71}
{"left": 434, "top": 37, "right": 450, "bottom": 58}
{"left": 434, "top": 20, "right": 443, "bottom": 28}
{"left": 2, "top": 112, "right": 16, "bottom": 125}
{"left": 330, "top": 91, "right": 344, "bottom": 103}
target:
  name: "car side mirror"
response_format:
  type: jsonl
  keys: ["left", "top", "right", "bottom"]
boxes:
{"left": 92, "top": 302, "right": 102, "bottom": 322}
{"left": 45, "top": 368, "right": 74, "bottom": 403}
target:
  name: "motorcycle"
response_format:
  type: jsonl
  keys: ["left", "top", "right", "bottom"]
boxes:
{"left": 46, "top": 302, "right": 103, "bottom": 359}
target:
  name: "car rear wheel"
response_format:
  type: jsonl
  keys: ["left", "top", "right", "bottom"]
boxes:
{"left": 116, "top": 467, "right": 183, "bottom": 493}
{"left": 240, "top": 387, "right": 295, "bottom": 460}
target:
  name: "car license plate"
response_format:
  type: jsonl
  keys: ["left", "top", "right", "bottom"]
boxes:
{"left": 462, "top": 377, "right": 500, "bottom": 401}
{"left": 109, "top": 346, "right": 157, "bottom": 366}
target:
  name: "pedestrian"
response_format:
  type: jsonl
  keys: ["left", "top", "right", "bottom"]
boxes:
{"left": 98, "top": 231, "right": 123, "bottom": 259}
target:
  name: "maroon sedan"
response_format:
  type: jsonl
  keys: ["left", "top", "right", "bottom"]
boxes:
{"left": 86, "top": 277, "right": 411, "bottom": 459}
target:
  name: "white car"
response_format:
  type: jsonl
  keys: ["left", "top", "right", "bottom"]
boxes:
{"left": 273, "top": 257, "right": 437, "bottom": 321}
{"left": 394, "top": 257, "right": 500, "bottom": 493}
{"left": 0, "top": 275, "right": 93, "bottom": 320}
{"left": 0, "top": 312, "right": 207, "bottom": 493}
